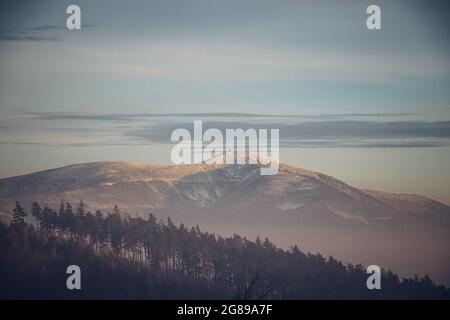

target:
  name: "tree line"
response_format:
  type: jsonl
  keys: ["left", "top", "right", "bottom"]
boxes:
{"left": 1, "top": 200, "right": 449, "bottom": 299}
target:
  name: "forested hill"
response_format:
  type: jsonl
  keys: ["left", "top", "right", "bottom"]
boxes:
{"left": 0, "top": 201, "right": 449, "bottom": 299}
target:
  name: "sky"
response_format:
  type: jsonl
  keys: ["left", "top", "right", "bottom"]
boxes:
{"left": 0, "top": 0, "right": 450, "bottom": 204}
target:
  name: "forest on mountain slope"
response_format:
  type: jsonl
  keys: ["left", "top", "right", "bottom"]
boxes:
{"left": 0, "top": 200, "right": 448, "bottom": 299}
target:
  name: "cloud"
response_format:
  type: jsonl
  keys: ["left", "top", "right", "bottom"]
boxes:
{"left": 0, "top": 141, "right": 42, "bottom": 146}
{"left": 281, "top": 140, "right": 445, "bottom": 149}
{"left": 0, "top": 24, "right": 94, "bottom": 42}
{"left": 0, "top": 35, "right": 60, "bottom": 41}
{"left": 5, "top": 112, "right": 449, "bottom": 149}
{"left": 0, "top": 141, "right": 150, "bottom": 147}
{"left": 26, "top": 112, "right": 265, "bottom": 121}
{"left": 27, "top": 25, "right": 61, "bottom": 31}
{"left": 0, "top": 25, "right": 62, "bottom": 42}
{"left": 128, "top": 119, "right": 450, "bottom": 148}
{"left": 26, "top": 111, "right": 412, "bottom": 122}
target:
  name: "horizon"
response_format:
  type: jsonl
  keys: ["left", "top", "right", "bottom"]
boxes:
{"left": 1, "top": 154, "right": 449, "bottom": 206}
{"left": 1, "top": 110, "right": 450, "bottom": 205}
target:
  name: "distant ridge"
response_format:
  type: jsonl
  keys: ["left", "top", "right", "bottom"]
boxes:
{"left": 0, "top": 160, "right": 449, "bottom": 285}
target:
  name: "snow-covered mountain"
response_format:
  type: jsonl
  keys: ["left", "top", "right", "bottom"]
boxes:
{"left": 0, "top": 161, "right": 449, "bottom": 285}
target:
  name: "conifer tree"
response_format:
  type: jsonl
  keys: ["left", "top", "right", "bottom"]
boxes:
{"left": 12, "top": 201, "right": 27, "bottom": 225}
{"left": 31, "top": 201, "right": 42, "bottom": 230}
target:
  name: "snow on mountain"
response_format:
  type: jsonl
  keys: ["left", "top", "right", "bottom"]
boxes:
{"left": 0, "top": 161, "right": 449, "bottom": 285}
{"left": 0, "top": 161, "right": 448, "bottom": 226}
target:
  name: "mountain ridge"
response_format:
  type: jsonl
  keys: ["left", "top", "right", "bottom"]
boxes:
{"left": 0, "top": 160, "right": 449, "bottom": 285}
{"left": 1, "top": 160, "right": 446, "bottom": 209}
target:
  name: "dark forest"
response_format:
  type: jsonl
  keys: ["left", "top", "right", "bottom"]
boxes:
{"left": 0, "top": 200, "right": 448, "bottom": 299}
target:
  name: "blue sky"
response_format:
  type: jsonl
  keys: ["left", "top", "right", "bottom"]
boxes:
{"left": 0, "top": 0, "right": 450, "bottom": 203}
{"left": 1, "top": 0, "right": 449, "bottom": 114}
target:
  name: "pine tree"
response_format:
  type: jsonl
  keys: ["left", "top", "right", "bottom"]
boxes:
{"left": 31, "top": 201, "right": 42, "bottom": 230}
{"left": 12, "top": 201, "right": 27, "bottom": 225}
{"left": 75, "top": 200, "right": 86, "bottom": 241}
{"left": 40, "top": 206, "right": 53, "bottom": 233}
{"left": 58, "top": 200, "right": 65, "bottom": 233}
{"left": 65, "top": 202, "right": 75, "bottom": 237}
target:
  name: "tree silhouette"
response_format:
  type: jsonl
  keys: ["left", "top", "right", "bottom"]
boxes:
{"left": 31, "top": 201, "right": 42, "bottom": 230}
{"left": 1, "top": 200, "right": 449, "bottom": 299}
{"left": 12, "top": 201, "right": 27, "bottom": 225}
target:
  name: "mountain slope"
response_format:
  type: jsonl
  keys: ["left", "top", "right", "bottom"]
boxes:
{"left": 0, "top": 161, "right": 440, "bottom": 222}
{"left": 0, "top": 161, "right": 449, "bottom": 285}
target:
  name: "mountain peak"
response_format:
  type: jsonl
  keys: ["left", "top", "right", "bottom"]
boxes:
{"left": 0, "top": 160, "right": 449, "bottom": 285}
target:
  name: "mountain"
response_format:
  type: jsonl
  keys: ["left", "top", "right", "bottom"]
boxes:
{"left": 0, "top": 161, "right": 449, "bottom": 285}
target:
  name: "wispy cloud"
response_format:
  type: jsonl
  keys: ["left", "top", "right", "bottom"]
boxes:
{"left": 0, "top": 24, "right": 96, "bottom": 42}
{"left": 26, "top": 111, "right": 413, "bottom": 122}
{"left": 0, "top": 141, "right": 149, "bottom": 147}
{"left": 5, "top": 112, "right": 447, "bottom": 148}
{"left": 27, "top": 25, "right": 61, "bottom": 32}
{"left": 129, "top": 119, "right": 450, "bottom": 148}
{"left": 0, "top": 34, "right": 60, "bottom": 41}
{"left": 282, "top": 140, "right": 446, "bottom": 149}
{"left": 0, "top": 25, "right": 61, "bottom": 42}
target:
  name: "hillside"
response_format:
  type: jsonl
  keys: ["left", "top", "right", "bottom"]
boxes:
{"left": 0, "top": 161, "right": 449, "bottom": 285}
{"left": 1, "top": 215, "right": 448, "bottom": 299}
